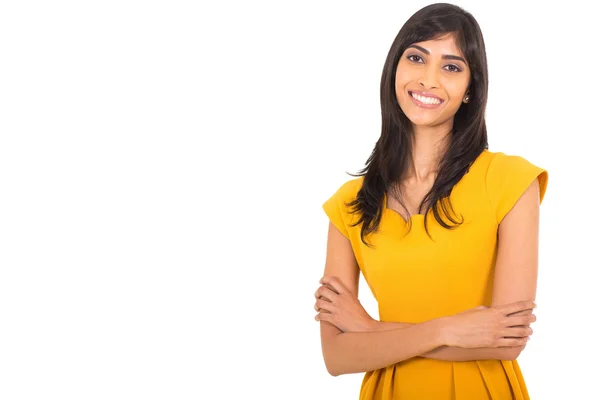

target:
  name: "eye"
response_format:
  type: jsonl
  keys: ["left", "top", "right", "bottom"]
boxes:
{"left": 407, "top": 54, "right": 423, "bottom": 63}
{"left": 407, "top": 54, "right": 463, "bottom": 73}
{"left": 444, "top": 64, "right": 462, "bottom": 73}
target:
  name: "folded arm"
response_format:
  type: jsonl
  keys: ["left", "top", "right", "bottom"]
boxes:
{"left": 367, "top": 179, "right": 542, "bottom": 361}
{"left": 318, "top": 180, "right": 540, "bottom": 373}
{"left": 369, "top": 321, "right": 523, "bottom": 361}
{"left": 318, "top": 221, "right": 449, "bottom": 376}
{"left": 320, "top": 317, "right": 448, "bottom": 376}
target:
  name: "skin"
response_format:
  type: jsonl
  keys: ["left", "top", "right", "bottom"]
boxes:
{"left": 315, "top": 34, "right": 540, "bottom": 374}
{"left": 390, "top": 34, "right": 471, "bottom": 218}
{"left": 396, "top": 33, "right": 471, "bottom": 183}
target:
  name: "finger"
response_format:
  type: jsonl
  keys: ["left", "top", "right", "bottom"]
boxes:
{"left": 315, "top": 311, "right": 334, "bottom": 324}
{"left": 507, "top": 314, "right": 536, "bottom": 326}
{"left": 316, "top": 298, "right": 335, "bottom": 313}
{"left": 319, "top": 276, "right": 343, "bottom": 295}
{"left": 315, "top": 285, "right": 338, "bottom": 300}
{"left": 314, "top": 302, "right": 332, "bottom": 313}
{"left": 500, "top": 300, "right": 536, "bottom": 316}
{"left": 496, "top": 336, "right": 529, "bottom": 347}
{"left": 501, "top": 326, "right": 533, "bottom": 337}
{"left": 315, "top": 285, "right": 339, "bottom": 302}
{"left": 319, "top": 276, "right": 347, "bottom": 295}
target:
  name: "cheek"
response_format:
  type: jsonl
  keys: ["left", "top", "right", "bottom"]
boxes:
{"left": 394, "top": 63, "right": 415, "bottom": 88}
{"left": 394, "top": 73, "right": 413, "bottom": 97}
{"left": 447, "top": 76, "right": 470, "bottom": 95}
{"left": 394, "top": 71, "right": 405, "bottom": 88}
{"left": 444, "top": 81, "right": 468, "bottom": 101}
{"left": 394, "top": 79, "right": 406, "bottom": 100}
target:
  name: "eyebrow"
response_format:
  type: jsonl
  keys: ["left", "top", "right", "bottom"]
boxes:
{"left": 407, "top": 45, "right": 467, "bottom": 64}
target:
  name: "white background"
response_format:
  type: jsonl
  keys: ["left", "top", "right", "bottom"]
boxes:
{"left": 0, "top": 1, "right": 597, "bottom": 399}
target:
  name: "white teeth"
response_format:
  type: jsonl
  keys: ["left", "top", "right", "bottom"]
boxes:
{"left": 411, "top": 92, "right": 441, "bottom": 105}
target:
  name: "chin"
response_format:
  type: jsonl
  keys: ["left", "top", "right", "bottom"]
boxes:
{"left": 405, "top": 114, "right": 436, "bottom": 126}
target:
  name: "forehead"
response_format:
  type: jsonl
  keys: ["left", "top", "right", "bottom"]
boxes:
{"left": 410, "top": 35, "right": 464, "bottom": 57}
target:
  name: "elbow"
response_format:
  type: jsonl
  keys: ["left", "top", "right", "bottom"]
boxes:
{"left": 322, "top": 338, "right": 345, "bottom": 377}
{"left": 323, "top": 357, "right": 342, "bottom": 377}
{"left": 323, "top": 351, "right": 344, "bottom": 377}
{"left": 326, "top": 364, "right": 340, "bottom": 377}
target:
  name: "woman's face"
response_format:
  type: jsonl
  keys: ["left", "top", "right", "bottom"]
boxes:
{"left": 395, "top": 35, "right": 471, "bottom": 128}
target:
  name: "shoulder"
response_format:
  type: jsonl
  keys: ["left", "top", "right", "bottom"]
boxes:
{"left": 322, "top": 176, "right": 364, "bottom": 239}
{"left": 484, "top": 150, "right": 549, "bottom": 224}
{"left": 485, "top": 150, "right": 548, "bottom": 190}
{"left": 323, "top": 176, "right": 364, "bottom": 213}
{"left": 330, "top": 176, "right": 364, "bottom": 200}
{"left": 485, "top": 150, "right": 540, "bottom": 169}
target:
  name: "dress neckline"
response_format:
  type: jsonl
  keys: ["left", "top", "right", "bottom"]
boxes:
{"left": 382, "top": 149, "right": 489, "bottom": 225}
{"left": 383, "top": 196, "right": 427, "bottom": 224}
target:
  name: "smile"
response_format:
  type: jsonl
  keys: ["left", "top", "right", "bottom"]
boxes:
{"left": 409, "top": 91, "right": 444, "bottom": 108}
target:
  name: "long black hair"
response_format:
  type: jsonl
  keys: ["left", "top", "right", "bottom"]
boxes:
{"left": 346, "top": 3, "right": 489, "bottom": 246}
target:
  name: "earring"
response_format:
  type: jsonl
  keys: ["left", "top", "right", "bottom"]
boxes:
{"left": 464, "top": 95, "right": 470, "bottom": 103}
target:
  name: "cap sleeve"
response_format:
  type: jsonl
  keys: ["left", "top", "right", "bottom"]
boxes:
{"left": 486, "top": 152, "right": 549, "bottom": 225}
{"left": 322, "top": 178, "right": 362, "bottom": 239}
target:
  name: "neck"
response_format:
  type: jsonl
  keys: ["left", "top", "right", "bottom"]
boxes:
{"left": 405, "top": 121, "right": 453, "bottom": 184}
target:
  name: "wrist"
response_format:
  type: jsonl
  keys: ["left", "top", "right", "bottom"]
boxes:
{"left": 365, "top": 317, "right": 381, "bottom": 332}
{"left": 434, "top": 316, "right": 454, "bottom": 346}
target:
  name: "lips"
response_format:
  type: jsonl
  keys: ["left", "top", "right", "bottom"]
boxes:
{"left": 408, "top": 90, "right": 444, "bottom": 108}
{"left": 409, "top": 90, "right": 444, "bottom": 102}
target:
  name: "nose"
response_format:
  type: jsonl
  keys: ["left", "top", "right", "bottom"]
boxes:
{"left": 418, "top": 64, "right": 440, "bottom": 89}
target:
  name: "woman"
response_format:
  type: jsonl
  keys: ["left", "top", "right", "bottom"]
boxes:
{"left": 314, "top": 3, "right": 548, "bottom": 399}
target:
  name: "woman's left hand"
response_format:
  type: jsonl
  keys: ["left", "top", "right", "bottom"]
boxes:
{"left": 313, "top": 275, "right": 377, "bottom": 332}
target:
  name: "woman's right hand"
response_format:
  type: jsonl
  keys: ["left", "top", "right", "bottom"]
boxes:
{"left": 441, "top": 301, "right": 536, "bottom": 348}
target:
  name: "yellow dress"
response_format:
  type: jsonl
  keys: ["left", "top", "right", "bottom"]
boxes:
{"left": 322, "top": 149, "right": 548, "bottom": 400}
